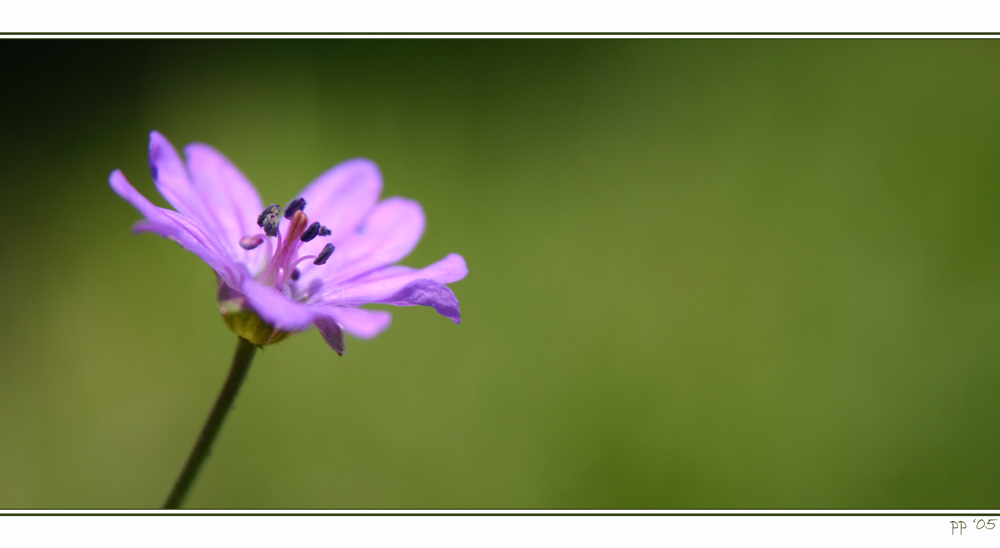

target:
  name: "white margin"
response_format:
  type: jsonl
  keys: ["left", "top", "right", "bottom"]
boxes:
{"left": 2, "top": 0, "right": 1000, "bottom": 34}
{"left": 2, "top": 511, "right": 999, "bottom": 548}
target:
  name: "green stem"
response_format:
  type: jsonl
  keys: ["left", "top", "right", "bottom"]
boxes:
{"left": 163, "top": 337, "right": 257, "bottom": 509}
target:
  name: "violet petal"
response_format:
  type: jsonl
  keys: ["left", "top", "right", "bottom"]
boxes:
{"left": 150, "top": 133, "right": 256, "bottom": 266}
{"left": 314, "top": 253, "right": 467, "bottom": 323}
{"left": 386, "top": 279, "right": 462, "bottom": 323}
{"left": 297, "top": 158, "right": 382, "bottom": 242}
{"left": 110, "top": 169, "right": 246, "bottom": 289}
{"left": 240, "top": 278, "right": 316, "bottom": 331}
{"left": 314, "top": 307, "right": 393, "bottom": 339}
{"left": 184, "top": 142, "right": 266, "bottom": 264}
{"left": 299, "top": 197, "right": 425, "bottom": 287}
{"left": 149, "top": 132, "right": 210, "bottom": 226}
{"left": 313, "top": 315, "right": 346, "bottom": 355}
{"left": 350, "top": 253, "right": 467, "bottom": 286}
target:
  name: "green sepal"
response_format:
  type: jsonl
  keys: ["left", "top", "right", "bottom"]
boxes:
{"left": 220, "top": 298, "right": 293, "bottom": 347}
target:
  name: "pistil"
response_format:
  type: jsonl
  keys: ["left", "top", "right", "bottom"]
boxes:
{"left": 257, "top": 209, "right": 310, "bottom": 288}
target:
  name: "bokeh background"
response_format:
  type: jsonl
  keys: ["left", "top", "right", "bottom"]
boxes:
{"left": 1, "top": 39, "right": 999, "bottom": 508}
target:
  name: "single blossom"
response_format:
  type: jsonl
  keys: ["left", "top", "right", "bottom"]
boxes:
{"left": 110, "top": 131, "right": 467, "bottom": 354}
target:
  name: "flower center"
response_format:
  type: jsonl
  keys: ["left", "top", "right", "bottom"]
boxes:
{"left": 240, "top": 198, "right": 336, "bottom": 299}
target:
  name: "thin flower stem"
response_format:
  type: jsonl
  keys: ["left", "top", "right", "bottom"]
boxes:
{"left": 163, "top": 337, "right": 258, "bottom": 509}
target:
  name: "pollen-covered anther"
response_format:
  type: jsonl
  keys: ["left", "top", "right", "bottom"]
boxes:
{"left": 284, "top": 197, "right": 307, "bottom": 219}
{"left": 256, "top": 204, "right": 282, "bottom": 237}
{"left": 300, "top": 222, "right": 322, "bottom": 242}
{"left": 239, "top": 235, "right": 265, "bottom": 250}
{"left": 314, "top": 243, "right": 335, "bottom": 265}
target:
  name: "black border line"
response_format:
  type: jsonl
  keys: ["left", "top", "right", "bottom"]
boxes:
{"left": 1, "top": 32, "right": 1000, "bottom": 36}
{"left": 1, "top": 511, "right": 998, "bottom": 516}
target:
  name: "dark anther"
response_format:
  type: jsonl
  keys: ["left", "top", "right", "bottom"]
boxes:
{"left": 284, "top": 197, "right": 307, "bottom": 219}
{"left": 262, "top": 216, "right": 280, "bottom": 237}
{"left": 291, "top": 268, "right": 301, "bottom": 281}
{"left": 314, "top": 244, "right": 335, "bottom": 265}
{"left": 300, "top": 222, "right": 321, "bottom": 242}
{"left": 256, "top": 204, "right": 281, "bottom": 237}
{"left": 318, "top": 226, "right": 332, "bottom": 237}
{"left": 239, "top": 235, "right": 265, "bottom": 250}
{"left": 257, "top": 204, "right": 280, "bottom": 227}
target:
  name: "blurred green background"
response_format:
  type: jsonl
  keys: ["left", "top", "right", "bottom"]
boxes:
{"left": 1, "top": 39, "right": 999, "bottom": 508}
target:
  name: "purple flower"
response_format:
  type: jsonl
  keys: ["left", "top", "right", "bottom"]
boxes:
{"left": 110, "top": 131, "right": 467, "bottom": 354}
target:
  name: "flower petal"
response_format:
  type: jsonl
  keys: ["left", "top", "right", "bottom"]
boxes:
{"left": 150, "top": 132, "right": 262, "bottom": 269}
{"left": 110, "top": 169, "right": 246, "bottom": 289}
{"left": 184, "top": 142, "right": 266, "bottom": 267}
{"left": 315, "top": 307, "right": 393, "bottom": 339}
{"left": 391, "top": 279, "right": 462, "bottom": 323}
{"left": 353, "top": 253, "right": 469, "bottom": 286}
{"left": 149, "top": 131, "right": 204, "bottom": 222}
{"left": 240, "top": 278, "right": 317, "bottom": 331}
{"left": 313, "top": 253, "right": 467, "bottom": 323}
{"left": 297, "top": 196, "right": 425, "bottom": 286}
{"left": 313, "top": 315, "right": 346, "bottom": 355}
{"left": 296, "top": 158, "right": 382, "bottom": 242}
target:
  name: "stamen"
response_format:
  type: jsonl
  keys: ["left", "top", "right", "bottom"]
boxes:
{"left": 239, "top": 235, "right": 265, "bottom": 250}
{"left": 256, "top": 204, "right": 280, "bottom": 227}
{"left": 291, "top": 268, "right": 301, "bottom": 281}
{"left": 292, "top": 254, "right": 318, "bottom": 268}
{"left": 256, "top": 204, "right": 282, "bottom": 237}
{"left": 300, "top": 222, "right": 321, "bottom": 242}
{"left": 284, "top": 197, "right": 307, "bottom": 219}
{"left": 318, "top": 226, "right": 331, "bottom": 237}
{"left": 314, "top": 244, "right": 335, "bottom": 265}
